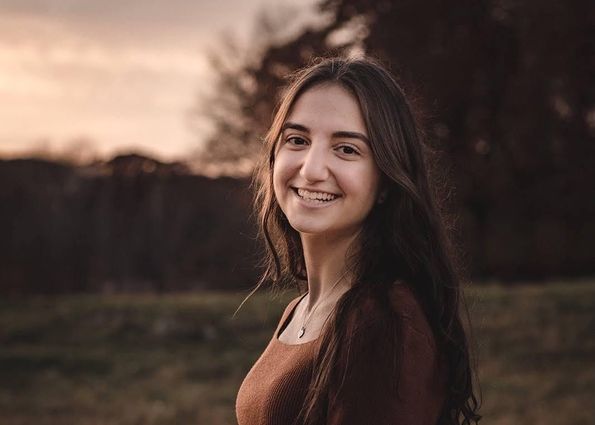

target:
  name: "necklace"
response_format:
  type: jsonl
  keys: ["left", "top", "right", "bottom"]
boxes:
{"left": 298, "top": 271, "right": 349, "bottom": 338}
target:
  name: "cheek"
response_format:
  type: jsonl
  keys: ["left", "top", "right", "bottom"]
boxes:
{"left": 273, "top": 151, "right": 297, "bottom": 189}
{"left": 272, "top": 157, "right": 290, "bottom": 201}
{"left": 272, "top": 164, "right": 282, "bottom": 201}
{"left": 343, "top": 164, "right": 381, "bottom": 202}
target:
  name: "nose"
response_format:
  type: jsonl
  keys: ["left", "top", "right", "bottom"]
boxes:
{"left": 299, "top": 145, "right": 330, "bottom": 183}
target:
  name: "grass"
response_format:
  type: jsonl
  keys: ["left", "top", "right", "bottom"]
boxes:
{"left": 1, "top": 279, "right": 594, "bottom": 424}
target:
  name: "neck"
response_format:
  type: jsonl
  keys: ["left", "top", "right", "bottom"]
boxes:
{"left": 300, "top": 231, "right": 359, "bottom": 312}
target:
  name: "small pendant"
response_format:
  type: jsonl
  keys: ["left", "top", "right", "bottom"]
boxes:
{"left": 298, "top": 327, "right": 305, "bottom": 338}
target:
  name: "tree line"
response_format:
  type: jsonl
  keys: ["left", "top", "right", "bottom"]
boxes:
{"left": 198, "top": 0, "right": 594, "bottom": 281}
{"left": 1, "top": 0, "right": 593, "bottom": 293}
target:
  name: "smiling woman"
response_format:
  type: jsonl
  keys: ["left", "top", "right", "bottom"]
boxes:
{"left": 273, "top": 83, "right": 382, "bottom": 239}
{"left": 235, "top": 56, "right": 482, "bottom": 425}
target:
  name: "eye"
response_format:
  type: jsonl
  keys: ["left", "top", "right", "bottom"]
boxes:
{"left": 286, "top": 136, "right": 308, "bottom": 146}
{"left": 337, "top": 145, "right": 360, "bottom": 156}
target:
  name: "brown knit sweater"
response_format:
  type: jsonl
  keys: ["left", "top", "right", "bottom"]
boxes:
{"left": 235, "top": 283, "right": 448, "bottom": 425}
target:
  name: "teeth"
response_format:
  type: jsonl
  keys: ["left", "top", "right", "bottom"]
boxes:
{"left": 297, "top": 188, "right": 338, "bottom": 202}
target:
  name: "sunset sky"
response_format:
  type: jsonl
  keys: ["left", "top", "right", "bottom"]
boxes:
{"left": 0, "top": 0, "right": 319, "bottom": 162}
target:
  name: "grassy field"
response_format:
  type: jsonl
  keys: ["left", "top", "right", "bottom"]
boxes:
{"left": 1, "top": 279, "right": 594, "bottom": 425}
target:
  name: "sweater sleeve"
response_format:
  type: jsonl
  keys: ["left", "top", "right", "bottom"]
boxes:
{"left": 326, "top": 315, "right": 446, "bottom": 425}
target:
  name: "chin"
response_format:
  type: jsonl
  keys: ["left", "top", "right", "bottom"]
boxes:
{"left": 286, "top": 218, "right": 332, "bottom": 235}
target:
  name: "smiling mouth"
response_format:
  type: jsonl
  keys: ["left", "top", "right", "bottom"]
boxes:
{"left": 292, "top": 187, "right": 341, "bottom": 203}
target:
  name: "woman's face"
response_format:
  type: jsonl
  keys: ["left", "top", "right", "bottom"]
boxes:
{"left": 273, "top": 83, "right": 382, "bottom": 239}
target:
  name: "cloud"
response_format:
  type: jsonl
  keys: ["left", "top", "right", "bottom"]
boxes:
{"left": 0, "top": 0, "right": 263, "bottom": 48}
{"left": 0, "top": 0, "right": 320, "bottom": 161}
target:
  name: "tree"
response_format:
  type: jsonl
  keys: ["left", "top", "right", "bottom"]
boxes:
{"left": 193, "top": 4, "right": 353, "bottom": 169}
{"left": 193, "top": 0, "right": 595, "bottom": 278}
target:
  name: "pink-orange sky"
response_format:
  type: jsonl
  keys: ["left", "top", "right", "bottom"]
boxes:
{"left": 0, "top": 0, "right": 319, "bottom": 163}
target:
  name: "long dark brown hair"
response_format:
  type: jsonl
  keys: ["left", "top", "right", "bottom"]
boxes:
{"left": 244, "top": 56, "right": 481, "bottom": 425}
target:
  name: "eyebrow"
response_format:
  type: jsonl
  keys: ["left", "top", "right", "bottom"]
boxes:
{"left": 282, "top": 121, "right": 370, "bottom": 145}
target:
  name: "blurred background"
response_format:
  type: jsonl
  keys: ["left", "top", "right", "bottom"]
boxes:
{"left": 0, "top": 0, "right": 593, "bottom": 424}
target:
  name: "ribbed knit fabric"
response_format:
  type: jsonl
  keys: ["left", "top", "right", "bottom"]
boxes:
{"left": 235, "top": 283, "right": 448, "bottom": 425}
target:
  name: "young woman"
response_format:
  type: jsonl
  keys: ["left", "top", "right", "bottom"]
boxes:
{"left": 235, "top": 56, "right": 482, "bottom": 425}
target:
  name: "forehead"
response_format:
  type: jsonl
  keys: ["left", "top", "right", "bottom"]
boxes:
{"left": 285, "top": 83, "right": 368, "bottom": 135}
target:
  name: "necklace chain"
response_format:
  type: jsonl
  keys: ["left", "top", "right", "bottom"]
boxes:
{"left": 298, "top": 270, "right": 349, "bottom": 338}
